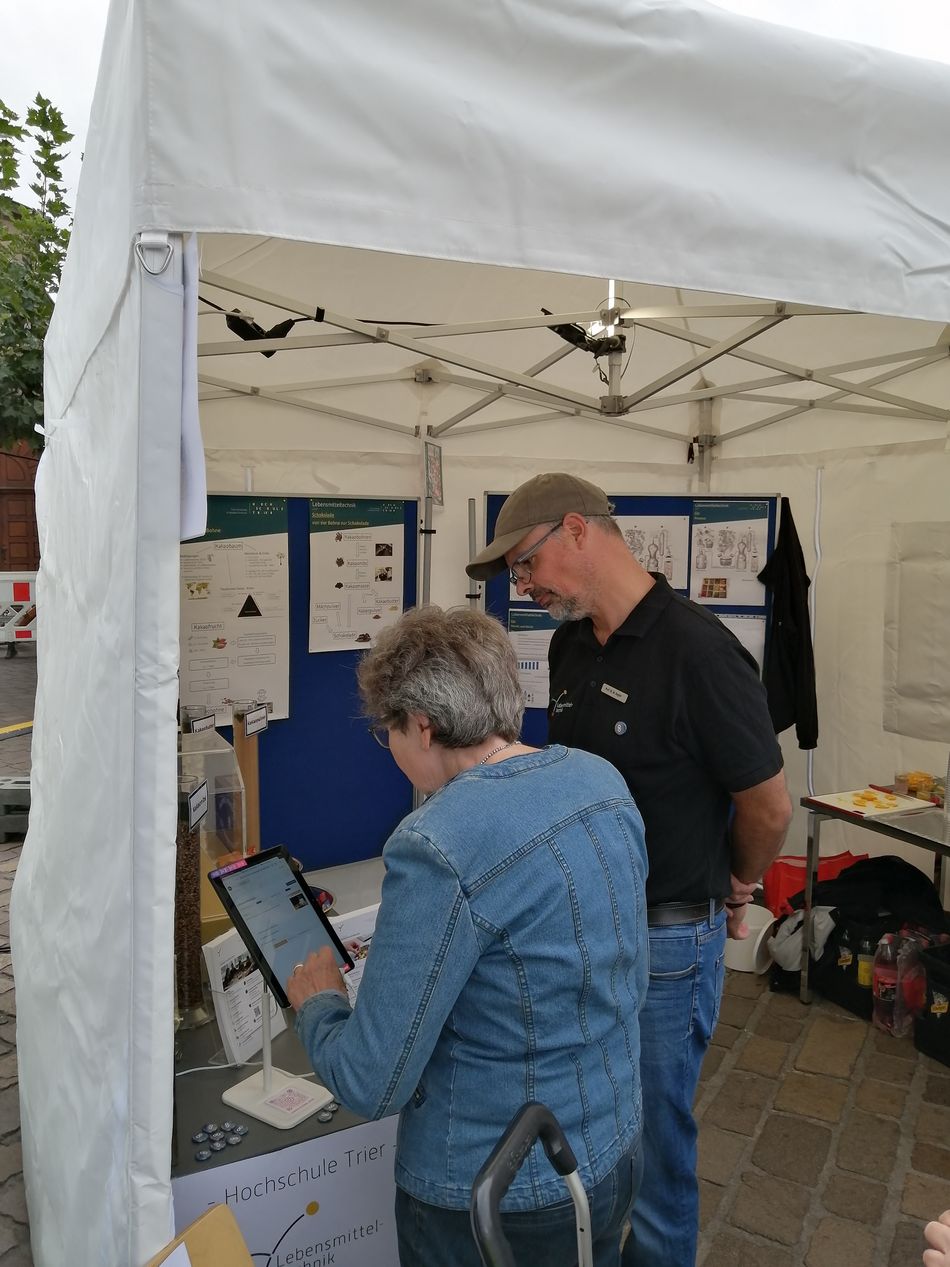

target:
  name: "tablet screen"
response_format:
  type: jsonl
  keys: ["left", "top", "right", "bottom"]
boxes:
{"left": 210, "top": 847, "right": 353, "bottom": 1008}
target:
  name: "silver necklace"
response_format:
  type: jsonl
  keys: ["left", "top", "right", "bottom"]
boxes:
{"left": 477, "top": 740, "right": 517, "bottom": 765}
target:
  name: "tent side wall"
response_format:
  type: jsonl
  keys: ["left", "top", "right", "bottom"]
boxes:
{"left": 11, "top": 249, "right": 184, "bottom": 1265}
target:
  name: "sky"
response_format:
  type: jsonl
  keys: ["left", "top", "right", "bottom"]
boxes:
{"left": 2, "top": 0, "right": 950, "bottom": 210}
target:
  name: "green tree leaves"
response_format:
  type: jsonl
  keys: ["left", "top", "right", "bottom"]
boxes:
{"left": 0, "top": 95, "right": 73, "bottom": 452}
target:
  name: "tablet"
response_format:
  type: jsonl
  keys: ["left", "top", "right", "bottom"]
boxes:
{"left": 209, "top": 846, "right": 354, "bottom": 1008}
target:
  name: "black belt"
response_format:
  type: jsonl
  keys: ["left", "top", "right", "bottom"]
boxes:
{"left": 646, "top": 899, "right": 724, "bottom": 927}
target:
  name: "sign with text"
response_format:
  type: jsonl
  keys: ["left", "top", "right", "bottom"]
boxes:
{"left": 243, "top": 705, "right": 269, "bottom": 737}
{"left": 172, "top": 1117, "right": 399, "bottom": 1266}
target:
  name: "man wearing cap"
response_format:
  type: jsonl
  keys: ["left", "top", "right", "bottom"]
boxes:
{"left": 467, "top": 473, "right": 792, "bottom": 1267}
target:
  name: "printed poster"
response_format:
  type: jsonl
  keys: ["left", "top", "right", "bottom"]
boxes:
{"left": 507, "top": 609, "right": 559, "bottom": 709}
{"left": 689, "top": 500, "right": 769, "bottom": 607}
{"left": 615, "top": 515, "right": 690, "bottom": 590}
{"left": 180, "top": 497, "right": 290, "bottom": 723}
{"left": 309, "top": 500, "right": 405, "bottom": 652}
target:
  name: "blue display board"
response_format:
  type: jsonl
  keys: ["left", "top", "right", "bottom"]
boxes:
{"left": 485, "top": 492, "right": 778, "bottom": 748}
{"left": 218, "top": 496, "right": 418, "bottom": 870}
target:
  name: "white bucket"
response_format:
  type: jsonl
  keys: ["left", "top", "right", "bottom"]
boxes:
{"left": 724, "top": 903, "right": 778, "bottom": 974}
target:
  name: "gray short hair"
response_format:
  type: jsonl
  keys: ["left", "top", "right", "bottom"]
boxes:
{"left": 357, "top": 606, "right": 524, "bottom": 748}
{"left": 588, "top": 513, "right": 623, "bottom": 539}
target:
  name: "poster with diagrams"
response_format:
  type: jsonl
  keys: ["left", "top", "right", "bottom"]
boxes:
{"left": 689, "top": 500, "right": 769, "bottom": 607}
{"left": 615, "top": 515, "right": 690, "bottom": 590}
{"left": 180, "top": 497, "right": 290, "bottom": 723}
{"left": 507, "top": 610, "right": 560, "bottom": 708}
{"left": 309, "top": 499, "right": 405, "bottom": 652}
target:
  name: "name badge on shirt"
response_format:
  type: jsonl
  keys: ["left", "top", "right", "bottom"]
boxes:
{"left": 601, "top": 682, "right": 628, "bottom": 704}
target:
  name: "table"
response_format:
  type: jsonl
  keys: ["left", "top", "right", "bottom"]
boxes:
{"left": 799, "top": 798, "right": 950, "bottom": 1003}
{"left": 172, "top": 1019, "right": 398, "bottom": 1265}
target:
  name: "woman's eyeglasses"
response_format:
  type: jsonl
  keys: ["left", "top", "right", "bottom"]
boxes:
{"left": 508, "top": 522, "right": 562, "bottom": 586}
{"left": 371, "top": 726, "right": 391, "bottom": 749}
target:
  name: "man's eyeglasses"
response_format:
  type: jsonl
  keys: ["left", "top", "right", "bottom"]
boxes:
{"left": 508, "top": 523, "right": 562, "bottom": 586}
{"left": 371, "top": 726, "right": 391, "bottom": 749}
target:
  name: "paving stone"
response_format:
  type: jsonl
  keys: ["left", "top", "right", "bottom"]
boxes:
{"left": 901, "top": 1171, "right": 950, "bottom": 1219}
{"left": 752, "top": 1114, "right": 831, "bottom": 1186}
{"left": 702, "top": 1230, "right": 795, "bottom": 1267}
{"left": 728, "top": 1171, "right": 810, "bottom": 1245}
{"left": 726, "top": 972, "right": 769, "bottom": 1000}
{"left": 773, "top": 1071, "right": 849, "bottom": 1124}
{"left": 736, "top": 1036, "right": 788, "bottom": 1078}
{"left": 718, "top": 996, "right": 757, "bottom": 1029}
{"left": 0, "top": 1092, "right": 19, "bottom": 1142}
{"left": 711, "top": 1023, "right": 741, "bottom": 1050}
{"left": 0, "top": 1225, "right": 18, "bottom": 1259}
{"left": 854, "top": 1078, "right": 906, "bottom": 1118}
{"left": 764, "top": 992, "right": 810, "bottom": 1019}
{"left": 821, "top": 1171, "right": 885, "bottom": 1225}
{"left": 915, "top": 1103, "right": 950, "bottom": 1145}
{"left": 699, "top": 1045, "right": 726, "bottom": 1083}
{"left": 0, "top": 1239, "right": 35, "bottom": 1267}
{"left": 923, "top": 1075, "right": 950, "bottom": 1108}
{"left": 0, "top": 1181, "right": 26, "bottom": 1225}
{"left": 872, "top": 1028, "right": 918, "bottom": 1060}
{"left": 865, "top": 1052, "right": 914, "bottom": 1086}
{"left": 888, "top": 1220, "right": 928, "bottom": 1266}
{"left": 698, "top": 1125, "right": 748, "bottom": 1186}
{"left": 837, "top": 1110, "right": 901, "bottom": 1180}
{"left": 796, "top": 1016, "right": 865, "bottom": 1079}
{"left": 912, "top": 1142, "right": 950, "bottom": 1181}
{"left": 705, "top": 1072, "right": 774, "bottom": 1137}
{"left": 753, "top": 1013, "right": 803, "bottom": 1044}
{"left": 0, "top": 1145, "right": 21, "bottom": 1187}
{"left": 805, "top": 1216, "right": 874, "bottom": 1267}
{"left": 700, "top": 1178, "right": 725, "bottom": 1229}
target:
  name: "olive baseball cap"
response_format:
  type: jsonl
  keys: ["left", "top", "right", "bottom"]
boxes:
{"left": 466, "top": 473, "right": 611, "bottom": 581}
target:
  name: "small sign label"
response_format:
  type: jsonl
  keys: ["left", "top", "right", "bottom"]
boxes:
{"left": 189, "top": 713, "right": 216, "bottom": 734}
{"left": 601, "top": 683, "right": 628, "bottom": 704}
{"left": 188, "top": 781, "right": 209, "bottom": 830}
{"left": 244, "top": 705, "right": 269, "bottom": 737}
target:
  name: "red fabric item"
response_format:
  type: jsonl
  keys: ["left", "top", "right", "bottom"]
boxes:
{"left": 762, "top": 851, "right": 868, "bottom": 917}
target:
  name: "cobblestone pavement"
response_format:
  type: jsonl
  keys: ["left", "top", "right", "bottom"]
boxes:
{"left": 0, "top": 650, "right": 34, "bottom": 1265}
{"left": 3, "top": 650, "right": 949, "bottom": 1265}
{"left": 697, "top": 970, "right": 948, "bottom": 1266}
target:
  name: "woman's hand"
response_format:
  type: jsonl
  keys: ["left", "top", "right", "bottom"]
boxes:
{"left": 923, "top": 1209, "right": 950, "bottom": 1266}
{"left": 286, "top": 947, "right": 347, "bottom": 1011}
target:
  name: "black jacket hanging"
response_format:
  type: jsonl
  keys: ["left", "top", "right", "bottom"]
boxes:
{"left": 757, "top": 497, "right": 819, "bottom": 749}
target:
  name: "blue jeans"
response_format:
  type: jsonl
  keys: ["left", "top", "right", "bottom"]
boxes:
{"left": 396, "top": 1143, "right": 642, "bottom": 1267}
{"left": 622, "top": 908, "right": 726, "bottom": 1267}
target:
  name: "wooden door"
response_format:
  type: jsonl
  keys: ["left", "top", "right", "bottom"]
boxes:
{"left": 0, "top": 452, "right": 39, "bottom": 571}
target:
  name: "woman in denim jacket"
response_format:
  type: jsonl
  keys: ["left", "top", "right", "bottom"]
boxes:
{"left": 287, "top": 606, "right": 649, "bottom": 1267}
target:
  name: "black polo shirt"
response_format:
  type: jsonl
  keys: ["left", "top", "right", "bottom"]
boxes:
{"left": 547, "top": 574, "right": 783, "bottom": 905}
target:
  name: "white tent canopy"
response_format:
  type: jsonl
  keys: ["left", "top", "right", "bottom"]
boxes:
{"left": 13, "top": 1, "right": 950, "bottom": 1263}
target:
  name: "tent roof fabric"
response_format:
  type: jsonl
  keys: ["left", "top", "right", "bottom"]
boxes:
{"left": 48, "top": 0, "right": 950, "bottom": 419}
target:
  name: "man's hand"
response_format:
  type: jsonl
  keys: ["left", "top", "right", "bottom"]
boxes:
{"left": 725, "top": 875, "right": 759, "bottom": 941}
{"left": 285, "top": 946, "right": 347, "bottom": 1011}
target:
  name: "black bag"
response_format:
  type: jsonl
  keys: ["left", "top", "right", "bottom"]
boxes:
{"left": 769, "top": 856, "right": 947, "bottom": 1019}
{"left": 914, "top": 943, "right": 950, "bottom": 1066}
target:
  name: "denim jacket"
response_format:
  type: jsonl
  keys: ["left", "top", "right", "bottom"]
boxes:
{"left": 296, "top": 745, "right": 648, "bottom": 1211}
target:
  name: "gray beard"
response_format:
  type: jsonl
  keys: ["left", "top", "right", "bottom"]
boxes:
{"left": 546, "top": 595, "right": 588, "bottom": 622}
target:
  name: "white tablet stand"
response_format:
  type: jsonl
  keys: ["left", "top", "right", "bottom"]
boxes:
{"left": 221, "top": 984, "right": 333, "bottom": 1129}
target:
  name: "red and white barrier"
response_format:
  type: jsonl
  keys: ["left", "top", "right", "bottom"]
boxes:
{"left": 0, "top": 572, "right": 37, "bottom": 643}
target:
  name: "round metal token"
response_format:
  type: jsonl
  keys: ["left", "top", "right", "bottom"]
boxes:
{"left": 194, "top": 1149, "right": 211, "bottom": 1163}
{"left": 327, "top": 1102, "right": 340, "bottom": 1113}
{"left": 209, "top": 1131, "right": 225, "bottom": 1142}
{"left": 316, "top": 1109, "right": 334, "bottom": 1123}
{"left": 202, "top": 1123, "right": 219, "bottom": 1134}
{"left": 221, "top": 1121, "right": 236, "bottom": 1132}
{"left": 233, "top": 1124, "right": 249, "bottom": 1136}
{"left": 191, "top": 1131, "right": 209, "bottom": 1144}
{"left": 209, "top": 1139, "right": 227, "bottom": 1152}
{"left": 614, "top": 721, "right": 627, "bottom": 736}
{"left": 226, "top": 1134, "right": 242, "bottom": 1146}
